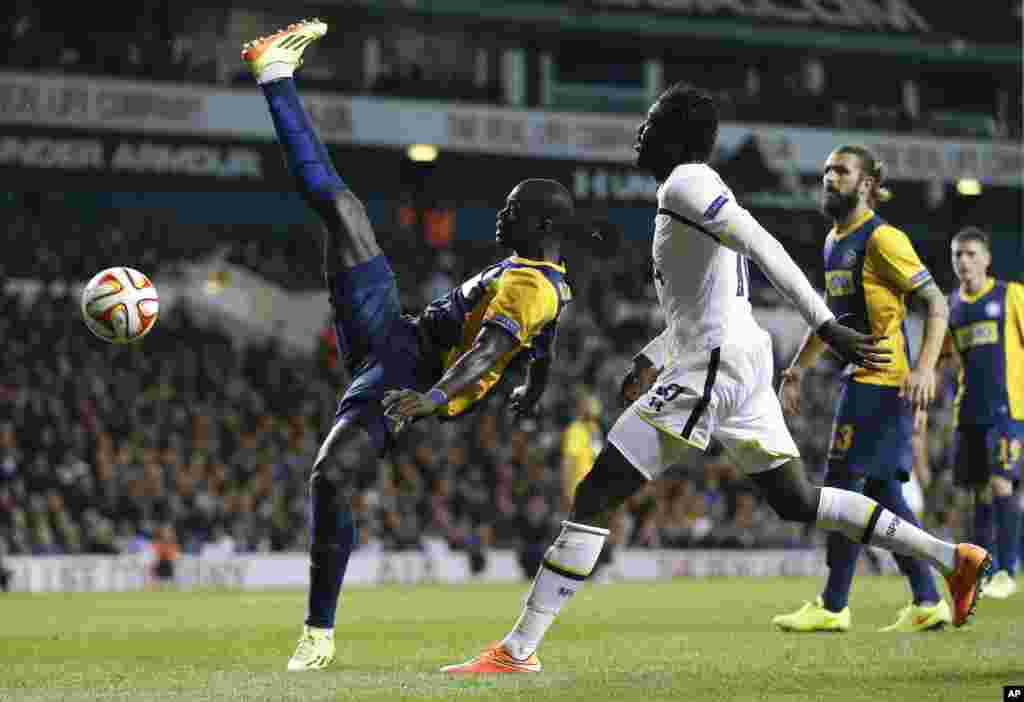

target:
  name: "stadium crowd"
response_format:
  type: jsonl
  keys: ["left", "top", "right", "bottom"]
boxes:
{"left": 3, "top": 3, "right": 1018, "bottom": 140}
{"left": 0, "top": 195, "right": 973, "bottom": 574}
{"left": 0, "top": 2, "right": 1011, "bottom": 576}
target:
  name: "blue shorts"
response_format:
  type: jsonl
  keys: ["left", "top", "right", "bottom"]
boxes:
{"left": 330, "top": 256, "right": 437, "bottom": 455}
{"left": 825, "top": 379, "right": 913, "bottom": 482}
{"left": 954, "top": 420, "right": 1024, "bottom": 486}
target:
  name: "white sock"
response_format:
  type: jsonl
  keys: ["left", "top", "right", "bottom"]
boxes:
{"left": 257, "top": 62, "right": 295, "bottom": 85}
{"left": 502, "top": 521, "right": 608, "bottom": 660}
{"left": 816, "top": 487, "right": 956, "bottom": 574}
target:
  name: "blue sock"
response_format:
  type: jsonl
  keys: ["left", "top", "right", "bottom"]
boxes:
{"left": 974, "top": 500, "right": 997, "bottom": 571}
{"left": 994, "top": 494, "right": 1020, "bottom": 575}
{"left": 867, "top": 478, "right": 941, "bottom": 605}
{"left": 822, "top": 471, "right": 865, "bottom": 613}
{"left": 306, "top": 471, "right": 357, "bottom": 629}
{"left": 823, "top": 531, "right": 861, "bottom": 612}
{"left": 260, "top": 78, "right": 347, "bottom": 202}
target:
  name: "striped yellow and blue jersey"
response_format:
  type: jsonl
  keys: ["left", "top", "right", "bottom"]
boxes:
{"left": 947, "top": 279, "right": 1024, "bottom": 425}
{"left": 419, "top": 256, "right": 571, "bottom": 418}
{"left": 822, "top": 210, "right": 933, "bottom": 386}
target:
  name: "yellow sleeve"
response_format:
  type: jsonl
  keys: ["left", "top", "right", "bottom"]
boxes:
{"left": 562, "top": 422, "right": 588, "bottom": 459}
{"left": 483, "top": 267, "right": 558, "bottom": 347}
{"left": 1009, "top": 282, "right": 1024, "bottom": 340}
{"left": 867, "top": 225, "right": 933, "bottom": 293}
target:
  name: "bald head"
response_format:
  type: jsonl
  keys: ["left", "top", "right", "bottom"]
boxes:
{"left": 510, "top": 179, "right": 575, "bottom": 221}
{"left": 496, "top": 178, "right": 575, "bottom": 252}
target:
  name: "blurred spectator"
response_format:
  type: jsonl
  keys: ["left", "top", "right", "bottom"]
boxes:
{"left": 0, "top": 191, "right": 983, "bottom": 568}
{"left": 200, "top": 523, "right": 237, "bottom": 558}
{"left": 150, "top": 524, "right": 181, "bottom": 587}
{"left": 560, "top": 389, "right": 604, "bottom": 513}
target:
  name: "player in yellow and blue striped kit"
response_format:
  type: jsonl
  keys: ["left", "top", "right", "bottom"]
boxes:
{"left": 773, "top": 145, "right": 954, "bottom": 632}
{"left": 942, "top": 227, "right": 1024, "bottom": 600}
{"left": 241, "top": 18, "right": 615, "bottom": 671}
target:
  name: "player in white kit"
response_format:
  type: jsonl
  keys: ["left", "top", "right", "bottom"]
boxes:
{"left": 441, "top": 83, "right": 990, "bottom": 675}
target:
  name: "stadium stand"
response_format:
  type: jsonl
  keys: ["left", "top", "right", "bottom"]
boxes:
{"left": 0, "top": 1, "right": 1019, "bottom": 568}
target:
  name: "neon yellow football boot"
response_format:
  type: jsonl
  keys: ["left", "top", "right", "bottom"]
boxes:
{"left": 772, "top": 596, "right": 851, "bottom": 632}
{"left": 878, "top": 600, "right": 952, "bottom": 632}
{"left": 286, "top": 626, "right": 336, "bottom": 671}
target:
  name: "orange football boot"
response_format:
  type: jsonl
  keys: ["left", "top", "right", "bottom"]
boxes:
{"left": 440, "top": 643, "right": 541, "bottom": 674}
{"left": 944, "top": 543, "right": 992, "bottom": 627}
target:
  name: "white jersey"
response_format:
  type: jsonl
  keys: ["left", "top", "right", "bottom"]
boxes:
{"left": 645, "top": 163, "right": 834, "bottom": 365}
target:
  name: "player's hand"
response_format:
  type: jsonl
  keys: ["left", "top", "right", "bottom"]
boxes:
{"left": 382, "top": 389, "right": 439, "bottom": 420}
{"left": 778, "top": 368, "right": 803, "bottom": 416}
{"left": 816, "top": 318, "right": 892, "bottom": 370}
{"left": 620, "top": 360, "right": 661, "bottom": 406}
{"left": 508, "top": 384, "right": 542, "bottom": 419}
{"left": 901, "top": 367, "right": 937, "bottom": 412}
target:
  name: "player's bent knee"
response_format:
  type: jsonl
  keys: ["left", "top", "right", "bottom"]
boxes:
{"left": 322, "top": 190, "right": 382, "bottom": 270}
{"left": 570, "top": 445, "right": 646, "bottom": 525}
{"left": 768, "top": 493, "right": 819, "bottom": 523}
{"left": 750, "top": 459, "right": 820, "bottom": 523}
{"left": 312, "top": 419, "right": 372, "bottom": 485}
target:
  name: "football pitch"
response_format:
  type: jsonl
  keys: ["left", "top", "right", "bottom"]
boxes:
{"left": 2, "top": 577, "right": 1020, "bottom": 702}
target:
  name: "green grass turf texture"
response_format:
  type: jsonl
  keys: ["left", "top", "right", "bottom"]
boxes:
{"left": 1, "top": 576, "right": 1019, "bottom": 702}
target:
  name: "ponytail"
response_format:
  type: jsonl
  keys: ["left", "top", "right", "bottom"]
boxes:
{"left": 836, "top": 144, "right": 893, "bottom": 208}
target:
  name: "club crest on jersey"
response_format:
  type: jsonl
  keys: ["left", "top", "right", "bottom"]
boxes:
{"left": 986, "top": 301, "right": 1001, "bottom": 318}
{"left": 703, "top": 193, "right": 729, "bottom": 220}
{"left": 838, "top": 249, "right": 858, "bottom": 269}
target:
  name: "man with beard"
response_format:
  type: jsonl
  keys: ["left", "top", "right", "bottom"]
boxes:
{"left": 441, "top": 91, "right": 988, "bottom": 675}
{"left": 773, "top": 145, "right": 954, "bottom": 632}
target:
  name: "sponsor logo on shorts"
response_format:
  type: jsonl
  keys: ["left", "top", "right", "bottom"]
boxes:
{"left": 885, "top": 516, "right": 901, "bottom": 539}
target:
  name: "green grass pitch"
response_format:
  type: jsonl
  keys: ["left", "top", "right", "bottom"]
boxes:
{"left": 2, "top": 576, "right": 1020, "bottom": 702}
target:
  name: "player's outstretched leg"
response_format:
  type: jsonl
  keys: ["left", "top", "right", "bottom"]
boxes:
{"left": 751, "top": 459, "right": 991, "bottom": 629}
{"left": 243, "top": 18, "right": 381, "bottom": 269}
{"left": 441, "top": 445, "right": 645, "bottom": 674}
{"left": 243, "top": 20, "right": 387, "bottom": 672}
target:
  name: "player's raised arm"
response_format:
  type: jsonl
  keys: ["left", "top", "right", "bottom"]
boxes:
{"left": 662, "top": 171, "right": 890, "bottom": 370}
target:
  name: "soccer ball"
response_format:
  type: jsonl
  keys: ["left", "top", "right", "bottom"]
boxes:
{"left": 80, "top": 267, "right": 160, "bottom": 344}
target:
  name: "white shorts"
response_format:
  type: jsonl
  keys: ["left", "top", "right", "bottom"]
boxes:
{"left": 608, "top": 326, "right": 800, "bottom": 478}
